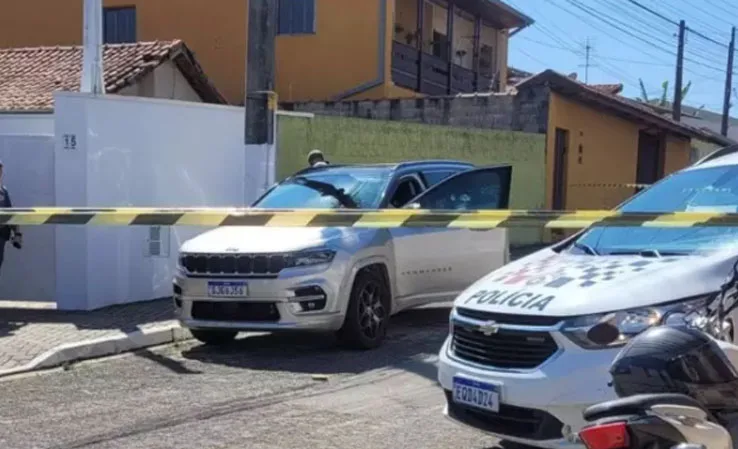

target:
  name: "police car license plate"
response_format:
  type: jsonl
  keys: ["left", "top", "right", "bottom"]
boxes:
{"left": 207, "top": 281, "right": 248, "bottom": 298}
{"left": 452, "top": 376, "right": 500, "bottom": 413}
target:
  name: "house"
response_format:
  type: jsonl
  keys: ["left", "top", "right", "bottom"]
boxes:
{"left": 0, "top": 0, "right": 531, "bottom": 104}
{"left": 286, "top": 69, "right": 729, "bottom": 214}
{"left": 0, "top": 40, "right": 225, "bottom": 112}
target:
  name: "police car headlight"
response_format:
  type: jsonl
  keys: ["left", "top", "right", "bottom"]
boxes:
{"left": 562, "top": 297, "right": 709, "bottom": 349}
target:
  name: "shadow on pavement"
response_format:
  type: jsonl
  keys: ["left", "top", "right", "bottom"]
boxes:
{"left": 180, "top": 306, "right": 451, "bottom": 381}
{"left": 0, "top": 298, "right": 174, "bottom": 339}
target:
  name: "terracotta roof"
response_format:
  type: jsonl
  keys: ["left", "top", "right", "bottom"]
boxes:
{"left": 517, "top": 69, "right": 726, "bottom": 146}
{"left": 0, "top": 40, "right": 227, "bottom": 112}
{"left": 589, "top": 83, "right": 623, "bottom": 95}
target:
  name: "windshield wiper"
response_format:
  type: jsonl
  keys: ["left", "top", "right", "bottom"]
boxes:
{"left": 572, "top": 242, "right": 599, "bottom": 256}
{"left": 292, "top": 177, "right": 358, "bottom": 208}
{"left": 608, "top": 249, "right": 689, "bottom": 257}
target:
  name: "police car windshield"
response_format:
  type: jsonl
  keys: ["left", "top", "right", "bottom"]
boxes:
{"left": 254, "top": 166, "right": 392, "bottom": 209}
{"left": 576, "top": 164, "right": 738, "bottom": 255}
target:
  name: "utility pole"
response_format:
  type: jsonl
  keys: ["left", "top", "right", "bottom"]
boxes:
{"left": 673, "top": 20, "right": 686, "bottom": 121}
{"left": 245, "top": 0, "right": 277, "bottom": 145}
{"left": 584, "top": 38, "right": 591, "bottom": 84}
{"left": 722, "top": 26, "right": 735, "bottom": 136}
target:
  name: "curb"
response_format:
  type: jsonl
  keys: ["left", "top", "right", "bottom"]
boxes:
{"left": 0, "top": 324, "right": 192, "bottom": 378}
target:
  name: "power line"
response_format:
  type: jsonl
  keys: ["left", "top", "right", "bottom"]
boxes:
{"left": 624, "top": 0, "right": 728, "bottom": 48}
{"left": 518, "top": 36, "right": 673, "bottom": 66}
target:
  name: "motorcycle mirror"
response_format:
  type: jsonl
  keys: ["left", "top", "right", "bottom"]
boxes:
{"left": 586, "top": 321, "right": 621, "bottom": 346}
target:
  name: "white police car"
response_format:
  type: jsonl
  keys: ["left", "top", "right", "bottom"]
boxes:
{"left": 438, "top": 144, "right": 738, "bottom": 448}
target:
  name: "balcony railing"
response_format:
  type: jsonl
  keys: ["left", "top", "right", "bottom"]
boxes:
{"left": 391, "top": 41, "right": 494, "bottom": 95}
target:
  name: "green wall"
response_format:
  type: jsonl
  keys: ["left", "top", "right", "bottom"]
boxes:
{"left": 277, "top": 115, "right": 546, "bottom": 245}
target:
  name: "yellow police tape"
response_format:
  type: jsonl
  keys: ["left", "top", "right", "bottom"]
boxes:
{"left": 0, "top": 207, "right": 737, "bottom": 228}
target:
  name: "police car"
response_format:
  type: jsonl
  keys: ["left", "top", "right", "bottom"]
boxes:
{"left": 174, "top": 160, "right": 513, "bottom": 349}
{"left": 438, "top": 144, "right": 738, "bottom": 448}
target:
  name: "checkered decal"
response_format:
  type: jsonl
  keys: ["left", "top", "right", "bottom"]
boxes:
{"left": 493, "top": 255, "right": 681, "bottom": 289}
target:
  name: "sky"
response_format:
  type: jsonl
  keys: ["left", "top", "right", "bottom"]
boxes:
{"left": 503, "top": 0, "right": 737, "bottom": 115}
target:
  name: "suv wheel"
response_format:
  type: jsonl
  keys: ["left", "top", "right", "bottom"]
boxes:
{"left": 337, "top": 267, "right": 391, "bottom": 350}
{"left": 190, "top": 329, "right": 238, "bottom": 346}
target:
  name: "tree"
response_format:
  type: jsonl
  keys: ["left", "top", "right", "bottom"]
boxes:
{"left": 638, "top": 78, "right": 692, "bottom": 106}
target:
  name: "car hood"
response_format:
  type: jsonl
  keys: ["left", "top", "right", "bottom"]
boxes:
{"left": 455, "top": 246, "right": 738, "bottom": 317}
{"left": 179, "top": 226, "right": 349, "bottom": 254}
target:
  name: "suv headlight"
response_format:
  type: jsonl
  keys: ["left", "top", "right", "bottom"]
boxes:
{"left": 285, "top": 248, "right": 336, "bottom": 268}
{"left": 561, "top": 296, "right": 709, "bottom": 349}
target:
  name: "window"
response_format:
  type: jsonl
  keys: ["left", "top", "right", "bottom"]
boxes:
{"left": 253, "top": 167, "right": 391, "bottom": 209}
{"left": 411, "top": 168, "right": 509, "bottom": 210}
{"left": 390, "top": 176, "right": 423, "bottom": 208}
{"left": 103, "top": 7, "right": 136, "bottom": 44}
{"left": 574, "top": 165, "right": 738, "bottom": 255}
{"left": 421, "top": 169, "right": 457, "bottom": 187}
{"left": 278, "top": 0, "right": 316, "bottom": 35}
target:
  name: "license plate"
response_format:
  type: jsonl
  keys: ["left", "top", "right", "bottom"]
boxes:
{"left": 207, "top": 281, "right": 248, "bottom": 298}
{"left": 452, "top": 376, "right": 500, "bottom": 413}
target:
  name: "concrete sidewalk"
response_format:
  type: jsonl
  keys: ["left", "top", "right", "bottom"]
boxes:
{"left": 0, "top": 298, "right": 190, "bottom": 377}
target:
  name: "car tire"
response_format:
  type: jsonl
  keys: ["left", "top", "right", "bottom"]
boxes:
{"left": 190, "top": 329, "right": 238, "bottom": 346}
{"left": 336, "top": 267, "right": 391, "bottom": 350}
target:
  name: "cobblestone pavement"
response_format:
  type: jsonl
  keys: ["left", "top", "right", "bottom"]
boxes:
{"left": 0, "top": 298, "right": 175, "bottom": 374}
{"left": 0, "top": 306, "right": 500, "bottom": 449}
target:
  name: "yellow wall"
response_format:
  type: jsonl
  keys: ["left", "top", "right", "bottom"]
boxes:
{"left": 277, "top": 0, "right": 388, "bottom": 102}
{"left": 0, "top": 0, "right": 247, "bottom": 104}
{"left": 546, "top": 92, "right": 693, "bottom": 212}
{"left": 664, "top": 135, "right": 692, "bottom": 175}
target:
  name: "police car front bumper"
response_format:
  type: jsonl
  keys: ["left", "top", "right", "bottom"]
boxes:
{"left": 437, "top": 327, "right": 621, "bottom": 449}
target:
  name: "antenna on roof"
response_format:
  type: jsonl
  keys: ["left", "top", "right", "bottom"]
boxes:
{"left": 81, "top": 0, "right": 104, "bottom": 94}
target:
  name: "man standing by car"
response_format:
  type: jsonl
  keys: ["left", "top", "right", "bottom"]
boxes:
{"left": 308, "top": 149, "right": 329, "bottom": 167}
{"left": 0, "top": 160, "right": 22, "bottom": 273}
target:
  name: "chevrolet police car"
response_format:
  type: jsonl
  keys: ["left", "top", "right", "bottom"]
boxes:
{"left": 439, "top": 144, "right": 738, "bottom": 448}
{"left": 174, "top": 160, "right": 513, "bottom": 349}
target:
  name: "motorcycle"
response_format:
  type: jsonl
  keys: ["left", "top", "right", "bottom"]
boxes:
{"left": 577, "top": 259, "right": 738, "bottom": 449}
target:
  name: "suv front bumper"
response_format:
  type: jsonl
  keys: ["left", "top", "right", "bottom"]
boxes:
{"left": 173, "top": 266, "right": 347, "bottom": 333}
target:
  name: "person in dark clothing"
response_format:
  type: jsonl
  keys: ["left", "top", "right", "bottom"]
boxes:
{"left": 0, "top": 160, "right": 21, "bottom": 272}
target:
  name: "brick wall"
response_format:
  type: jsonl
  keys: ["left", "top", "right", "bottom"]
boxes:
{"left": 282, "top": 85, "right": 551, "bottom": 134}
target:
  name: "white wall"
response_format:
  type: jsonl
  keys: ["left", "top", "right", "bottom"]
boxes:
{"left": 53, "top": 92, "right": 273, "bottom": 310}
{"left": 0, "top": 113, "right": 54, "bottom": 135}
{"left": 0, "top": 135, "right": 56, "bottom": 302}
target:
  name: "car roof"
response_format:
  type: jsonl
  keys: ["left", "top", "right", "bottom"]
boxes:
{"left": 291, "top": 160, "right": 475, "bottom": 177}
{"left": 691, "top": 143, "right": 738, "bottom": 170}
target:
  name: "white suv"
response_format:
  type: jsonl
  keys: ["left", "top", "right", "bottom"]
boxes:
{"left": 174, "top": 160, "right": 513, "bottom": 349}
{"left": 439, "top": 144, "right": 738, "bottom": 448}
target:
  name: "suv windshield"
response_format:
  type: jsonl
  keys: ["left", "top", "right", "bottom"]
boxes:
{"left": 254, "top": 166, "right": 392, "bottom": 209}
{"left": 575, "top": 164, "right": 738, "bottom": 255}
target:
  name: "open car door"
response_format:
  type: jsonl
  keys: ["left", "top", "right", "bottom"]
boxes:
{"left": 390, "top": 165, "right": 513, "bottom": 307}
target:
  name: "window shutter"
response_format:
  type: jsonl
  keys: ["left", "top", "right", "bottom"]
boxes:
{"left": 278, "top": 0, "right": 293, "bottom": 34}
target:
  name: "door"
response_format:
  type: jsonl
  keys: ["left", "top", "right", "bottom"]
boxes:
{"left": 390, "top": 166, "right": 513, "bottom": 307}
{"left": 552, "top": 128, "right": 569, "bottom": 210}
{"left": 636, "top": 131, "right": 664, "bottom": 190}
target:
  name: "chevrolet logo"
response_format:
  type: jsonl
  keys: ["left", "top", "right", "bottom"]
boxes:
{"left": 478, "top": 320, "right": 500, "bottom": 335}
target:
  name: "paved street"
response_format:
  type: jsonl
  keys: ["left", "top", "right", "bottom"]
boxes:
{"left": 0, "top": 306, "right": 500, "bottom": 449}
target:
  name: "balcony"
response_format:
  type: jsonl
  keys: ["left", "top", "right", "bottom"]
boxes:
{"left": 391, "top": 41, "right": 494, "bottom": 95}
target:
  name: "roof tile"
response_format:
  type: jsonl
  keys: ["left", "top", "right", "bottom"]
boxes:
{"left": 0, "top": 40, "right": 225, "bottom": 111}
